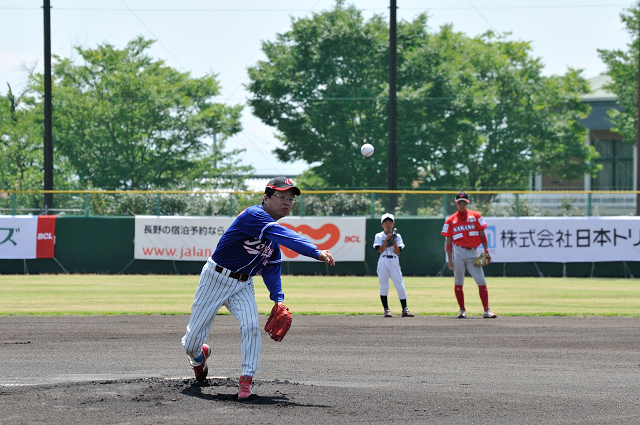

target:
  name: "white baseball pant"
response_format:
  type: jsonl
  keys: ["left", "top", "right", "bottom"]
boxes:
{"left": 181, "top": 258, "right": 262, "bottom": 377}
{"left": 453, "top": 245, "right": 486, "bottom": 286}
{"left": 377, "top": 256, "right": 407, "bottom": 299}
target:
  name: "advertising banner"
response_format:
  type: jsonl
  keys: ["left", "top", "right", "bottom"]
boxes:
{"left": 135, "top": 216, "right": 367, "bottom": 262}
{"left": 484, "top": 217, "right": 640, "bottom": 263}
{"left": 0, "top": 215, "right": 56, "bottom": 259}
{"left": 278, "top": 217, "right": 366, "bottom": 262}
{"left": 134, "top": 216, "right": 236, "bottom": 261}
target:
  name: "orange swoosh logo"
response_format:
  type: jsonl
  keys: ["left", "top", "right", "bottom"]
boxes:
{"left": 280, "top": 223, "right": 340, "bottom": 258}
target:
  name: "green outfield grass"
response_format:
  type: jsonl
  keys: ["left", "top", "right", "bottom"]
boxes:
{"left": 0, "top": 274, "right": 638, "bottom": 316}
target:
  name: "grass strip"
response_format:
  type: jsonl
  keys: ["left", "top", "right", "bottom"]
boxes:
{"left": 0, "top": 274, "right": 638, "bottom": 316}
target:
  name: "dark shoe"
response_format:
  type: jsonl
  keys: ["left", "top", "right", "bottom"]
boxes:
{"left": 384, "top": 309, "right": 392, "bottom": 318}
{"left": 402, "top": 308, "right": 414, "bottom": 317}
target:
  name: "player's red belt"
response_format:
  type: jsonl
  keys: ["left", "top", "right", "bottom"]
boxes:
{"left": 214, "top": 264, "right": 250, "bottom": 282}
{"left": 454, "top": 245, "right": 475, "bottom": 250}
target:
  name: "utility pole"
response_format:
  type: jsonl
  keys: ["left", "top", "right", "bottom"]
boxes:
{"left": 213, "top": 133, "right": 218, "bottom": 170}
{"left": 43, "top": 0, "right": 54, "bottom": 213}
{"left": 637, "top": 6, "right": 640, "bottom": 215}
{"left": 388, "top": 0, "right": 398, "bottom": 212}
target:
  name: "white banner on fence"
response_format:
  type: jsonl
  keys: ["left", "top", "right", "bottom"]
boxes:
{"left": 0, "top": 215, "right": 56, "bottom": 259}
{"left": 134, "top": 216, "right": 236, "bottom": 261}
{"left": 134, "top": 216, "right": 367, "bottom": 262}
{"left": 483, "top": 217, "right": 640, "bottom": 263}
{"left": 278, "top": 217, "right": 366, "bottom": 262}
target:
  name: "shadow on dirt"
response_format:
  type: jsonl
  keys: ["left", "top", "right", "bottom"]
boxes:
{"left": 181, "top": 379, "right": 330, "bottom": 408}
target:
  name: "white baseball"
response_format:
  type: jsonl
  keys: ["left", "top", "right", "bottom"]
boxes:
{"left": 361, "top": 143, "right": 374, "bottom": 157}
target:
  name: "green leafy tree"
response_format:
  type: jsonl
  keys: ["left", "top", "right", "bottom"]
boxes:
{"left": 0, "top": 84, "right": 79, "bottom": 213}
{"left": 248, "top": 3, "right": 388, "bottom": 189}
{"left": 0, "top": 85, "right": 45, "bottom": 191}
{"left": 599, "top": 4, "right": 639, "bottom": 144}
{"left": 29, "top": 36, "right": 249, "bottom": 190}
{"left": 401, "top": 25, "right": 598, "bottom": 189}
{"left": 247, "top": 1, "right": 599, "bottom": 190}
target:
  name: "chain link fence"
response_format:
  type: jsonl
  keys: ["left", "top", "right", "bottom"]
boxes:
{"left": 0, "top": 190, "right": 638, "bottom": 217}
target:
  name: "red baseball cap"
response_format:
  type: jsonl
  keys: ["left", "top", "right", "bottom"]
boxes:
{"left": 265, "top": 177, "right": 301, "bottom": 196}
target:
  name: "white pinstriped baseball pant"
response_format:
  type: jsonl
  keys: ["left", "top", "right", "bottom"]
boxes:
{"left": 181, "top": 258, "right": 261, "bottom": 377}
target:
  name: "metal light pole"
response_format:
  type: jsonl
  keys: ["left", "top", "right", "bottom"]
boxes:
{"left": 388, "top": 0, "right": 398, "bottom": 212}
{"left": 43, "top": 0, "right": 54, "bottom": 213}
{"left": 213, "top": 132, "right": 218, "bottom": 170}
{"left": 637, "top": 6, "right": 640, "bottom": 215}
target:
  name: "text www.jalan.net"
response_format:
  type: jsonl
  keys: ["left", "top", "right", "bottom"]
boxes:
{"left": 142, "top": 247, "right": 176, "bottom": 256}
{"left": 141, "top": 246, "right": 212, "bottom": 259}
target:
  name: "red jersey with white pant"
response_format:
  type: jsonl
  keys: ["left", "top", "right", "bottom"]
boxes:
{"left": 441, "top": 210, "right": 487, "bottom": 248}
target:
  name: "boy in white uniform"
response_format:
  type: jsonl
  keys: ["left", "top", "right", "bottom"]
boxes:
{"left": 373, "top": 213, "right": 414, "bottom": 317}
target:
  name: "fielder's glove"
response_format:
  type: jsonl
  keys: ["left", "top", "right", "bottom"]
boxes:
{"left": 387, "top": 228, "right": 398, "bottom": 246}
{"left": 472, "top": 251, "right": 492, "bottom": 267}
{"left": 264, "top": 302, "right": 292, "bottom": 342}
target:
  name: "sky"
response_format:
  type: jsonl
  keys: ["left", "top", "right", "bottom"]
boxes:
{"left": 0, "top": 0, "right": 634, "bottom": 177}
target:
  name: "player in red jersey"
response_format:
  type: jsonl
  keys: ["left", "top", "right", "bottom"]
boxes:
{"left": 441, "top": 191, "right": 497, "bottom": 319}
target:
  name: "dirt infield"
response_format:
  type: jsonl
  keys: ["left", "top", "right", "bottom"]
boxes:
{"left": 1, "top": 314, "right": 639, "bottom": 424}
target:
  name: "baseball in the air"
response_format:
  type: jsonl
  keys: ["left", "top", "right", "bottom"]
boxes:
{"left": 361, "top": 143, "right": 374, "bottom": 157}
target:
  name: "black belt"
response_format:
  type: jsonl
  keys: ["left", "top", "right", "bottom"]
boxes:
{"left": 382, "top": 255, "right": 397, "bottom": 258}
{"left": 455, "top": 245, "right": 475, "bottom": 250}
{"left": 214, "top": 264, "right": 250, "bottom": 282}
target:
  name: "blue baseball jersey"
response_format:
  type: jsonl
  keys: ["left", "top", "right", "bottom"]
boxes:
{"left": 211, "top": 204, "right": 321, "bottom": 302}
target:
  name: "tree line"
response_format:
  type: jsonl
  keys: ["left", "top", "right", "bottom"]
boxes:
{"left": 1, "top": 1, "right": 638, "bottom": 201}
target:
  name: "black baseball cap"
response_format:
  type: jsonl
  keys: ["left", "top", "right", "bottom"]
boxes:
{"left": 455, "top": 191, "right": 469, "bottom": 203}
{"left": 265, "top": 177, "right": 301, "bottom": 196}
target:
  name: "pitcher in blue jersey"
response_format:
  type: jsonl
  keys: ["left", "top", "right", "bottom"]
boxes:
{"left": 181, "top": 176, "right": 335, "bottom": 400}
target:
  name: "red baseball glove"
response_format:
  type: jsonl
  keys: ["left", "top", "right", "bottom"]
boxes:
{"left": 264, "top": 302, "right": 292, "bottom": 342}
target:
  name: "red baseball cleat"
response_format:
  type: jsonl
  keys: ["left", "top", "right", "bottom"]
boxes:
{"left": 192, "top": 344, "right": 210, "bottom": 382}
{"left": 238, "top": 375, "right": 253, "bottom": 400}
